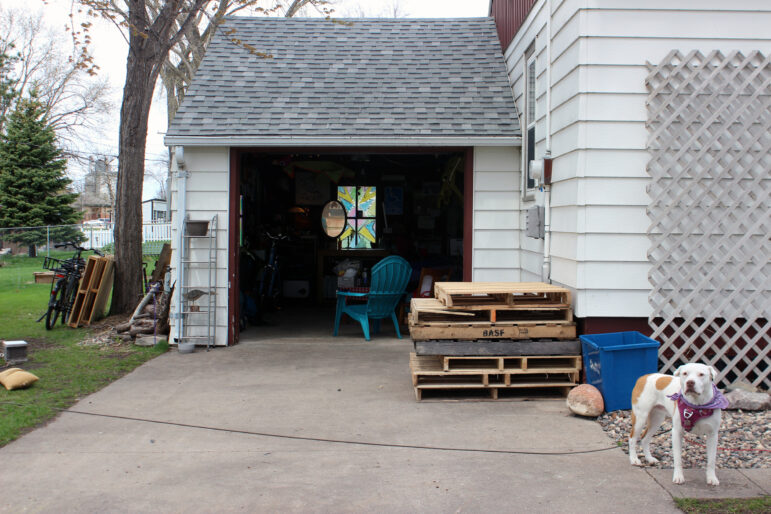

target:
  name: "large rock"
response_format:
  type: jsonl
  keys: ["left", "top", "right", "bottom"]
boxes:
{"left": 724, "top": 389, "right": 771, "bottom": 410}
{"left": 567, "top": 384, "right": 604, "bottom": 417}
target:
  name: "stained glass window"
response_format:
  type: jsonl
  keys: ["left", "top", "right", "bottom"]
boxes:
{"left": 337, "top": 186, "right": 377, "bottom": 249}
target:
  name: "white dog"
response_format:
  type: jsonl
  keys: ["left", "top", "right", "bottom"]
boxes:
{"left": 628, "top": 363, "right": 728, "bottom": 486}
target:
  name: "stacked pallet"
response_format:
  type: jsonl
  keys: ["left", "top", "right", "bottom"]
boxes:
{"left": 410, "top": 282, "right": 575, "bottom": 342}
{"left": 408, "top": 282, "right": 581, "bottom": 400}
{"left": 410, "top": 354, "right": 581, "bottom": 401}
{"left": 68, "top": 255, "right": 115, "bottom": 327}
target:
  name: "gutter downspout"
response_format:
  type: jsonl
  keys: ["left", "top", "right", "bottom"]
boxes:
{"left": 174, "top": 146, "right": 188, "bottom": 344}
{"left": 542, "top": 0, "right": 553, "bottom": 284}
{"left": 542, "top": 156, "right": 551, "bottom": 283}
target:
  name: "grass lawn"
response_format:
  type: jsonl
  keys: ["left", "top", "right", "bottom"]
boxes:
{"left": 0, "top": 253, "right": 167, "bottom": 447}
{"left": 675, "top": 497, "right": 771, "bottom": 513}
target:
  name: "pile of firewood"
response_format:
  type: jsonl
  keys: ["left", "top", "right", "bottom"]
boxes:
{"left": 114, "top": 243, "right": 174, "bottom": 343}
{"left": 115, "top": 284, "right": 174, "bottom": 340}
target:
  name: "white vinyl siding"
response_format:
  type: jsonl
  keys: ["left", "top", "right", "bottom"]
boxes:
{"left": 504, "top": 0, "right": 563, "bottom": 286}
{"left": 472, "top": 146, "right": 522, "bottom": 282}
{"left": 170, "top": 146, "right": 230, "bottom": 346}
{"left": 501, "top": 0, "right": 771, "bottom": 318}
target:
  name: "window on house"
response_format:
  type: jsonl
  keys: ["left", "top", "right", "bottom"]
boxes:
{"left": 524, "top": 56, "right": 537, "bottom": 194}
{"left": 337, "top": 186, "right": 376, "bottom": 249}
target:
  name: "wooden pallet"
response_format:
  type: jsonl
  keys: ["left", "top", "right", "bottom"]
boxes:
{"left": 414, "top": 339, "right": 581, "bottom": 356}
{"left": 67, "top": 256, "right": 98, "bottom": 327}
{"left": 410, "top": 297, "right": 573, "bottom": 323}
{"left": 409, "top": 321, "right": 576, "bottom": 341}
{"left": 409, "top": 352, "right": 580, "bottom": 401}
{"left": 68, "top": 255, "right": 114, "bottom": 327}
{"left": 441, "top": 354, "right": 581, "bottom": 372}
{"left": 409, "top": 298, "right": 575, "bottom": 341}
{"left": 87, "top": 256, "right": 114, "bottom": 325}
{"left": 434, "top": 282, "right": 572, "bottom": 311}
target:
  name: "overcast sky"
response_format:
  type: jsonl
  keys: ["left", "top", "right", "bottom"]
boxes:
{"left": 4, "top": 0, "right": 491, "bottom": 198}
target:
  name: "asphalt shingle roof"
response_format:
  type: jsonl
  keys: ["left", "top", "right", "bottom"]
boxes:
{"left": 166, "top": 17, "right": 520, "bottom": 143}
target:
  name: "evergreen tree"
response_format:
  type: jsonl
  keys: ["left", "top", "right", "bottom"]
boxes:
{"left": 0, "top": 94, "right": 83, "bottom": 256}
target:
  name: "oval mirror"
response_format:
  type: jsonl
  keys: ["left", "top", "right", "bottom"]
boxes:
{"left": 321, "top": 200, "right": 346, "bottom": 238}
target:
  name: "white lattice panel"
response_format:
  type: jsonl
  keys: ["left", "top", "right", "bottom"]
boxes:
{"left": 646, "top": 50, "right": 771, "bottom": 389}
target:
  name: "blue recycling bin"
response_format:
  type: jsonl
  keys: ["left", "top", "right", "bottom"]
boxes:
{"left": 580, "top": 331, "right": 660, "bottom": 411}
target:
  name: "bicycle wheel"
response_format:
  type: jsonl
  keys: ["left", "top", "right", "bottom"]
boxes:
{"left": 269, "top": 266, "right": 282, "bottom": 310}
{"left": 45, "top": 282, "right": 66, "bottom": 330}
{"left": 257, "top": 265, "right": 272, "bottom": 311}
{"left": 62, "top": 276, "right": 80, "bottom": 325}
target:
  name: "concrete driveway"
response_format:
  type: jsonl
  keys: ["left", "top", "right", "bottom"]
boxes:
{"left": 0, "top": 319, "right": 686, "bottom": 513}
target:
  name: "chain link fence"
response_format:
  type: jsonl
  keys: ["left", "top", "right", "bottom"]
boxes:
{"left": 0, "top": 222, "right": 172, "bottom": 258}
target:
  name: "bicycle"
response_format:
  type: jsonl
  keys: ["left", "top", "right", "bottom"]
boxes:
{"left": 257, "top": 232, "right": 288, "bottom": 312}
{"left": 38, "top": 242, "right": 103, "bottom": 330}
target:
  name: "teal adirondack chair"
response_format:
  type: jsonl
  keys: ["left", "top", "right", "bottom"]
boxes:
{"left": 333, "top": 255, "right": 411, "bottom": 340}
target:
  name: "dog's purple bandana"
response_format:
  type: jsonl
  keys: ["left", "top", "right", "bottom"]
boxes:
{"left": 668, "top": 385, "right": 729, "bottom": 432}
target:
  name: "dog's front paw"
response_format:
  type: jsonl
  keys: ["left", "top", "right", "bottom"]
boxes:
{"left": 707, "top": 473, "right": 719, "bottom": 486}
{"left": 672, "top": 472, "right": 685, "bottom": 484}
{"left": 645, "top": 456, "right": 660, "bottom": 465}
{"left": 630, "top": 456, "right": 644, "bottom": 467}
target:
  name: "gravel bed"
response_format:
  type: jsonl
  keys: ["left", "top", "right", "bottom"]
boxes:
{"left": 598, "top": 410, "right": 771, "bottom": 469}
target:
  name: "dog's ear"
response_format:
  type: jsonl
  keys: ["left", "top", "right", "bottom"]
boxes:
{"left": 708, "top": 366, "right": 718, "bottom": 381}
{"left": 674, "top": 365, "right": 684, "bottom": 377}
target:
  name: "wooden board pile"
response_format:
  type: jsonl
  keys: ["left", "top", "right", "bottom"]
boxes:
{"left": 113, "top": 244, "right": 174, "bottom": 342}
{"left": 114, "top": 284, "right": 174, "bottom": 339}
{"left": 408, "top": 282, "right": 581, "bottom": 400}
{"left": 68, "top": 255, "right": 115, "bottom": 327}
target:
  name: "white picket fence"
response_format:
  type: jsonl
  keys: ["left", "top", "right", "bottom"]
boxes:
{"left": 0, "top": 222, "right": 172, "bottom": 256}
{"left": 81, "top": 222, "right": 172, "bottom": 253}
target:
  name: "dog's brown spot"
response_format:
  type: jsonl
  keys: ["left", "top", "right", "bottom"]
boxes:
{"left": 631, "top": 374, "right": 650, "bottom": 405}
{"left": 640, "top": 419, "right": 650, "bottom": 440}
{"left": 655, "top": 376, "right": 673, "bottom": 390}
{"left": 629, "top": 414, "right": 650, "bottom": 439}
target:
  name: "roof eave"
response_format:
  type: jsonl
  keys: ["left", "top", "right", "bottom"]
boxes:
{"left": 163, "top": 135, "right": 522, "bottom": 148}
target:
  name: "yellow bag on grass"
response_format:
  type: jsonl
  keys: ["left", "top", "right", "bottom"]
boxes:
{"left": 0, "top": 368, "right": 22, "bottom": 382}
{"left": 0, "top": 369, "right": 39, "bottom": 390}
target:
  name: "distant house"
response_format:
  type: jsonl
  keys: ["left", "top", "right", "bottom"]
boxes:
{"left": 142, "top": 198, "right": 168, "bottom": 223}
{"left": 77, "top": 157, "right": 117, "bottom": 221}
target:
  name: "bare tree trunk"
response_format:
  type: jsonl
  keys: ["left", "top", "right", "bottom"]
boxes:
{"left": 74, "top": 0, "right": 205, "bottom": 315}
{"left": 111, "top": 9, "right": 164, "bottom": 315}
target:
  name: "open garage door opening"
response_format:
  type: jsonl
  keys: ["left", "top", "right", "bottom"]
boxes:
{"left": 230, "top": 149, "right": 470, "bottom": 340}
